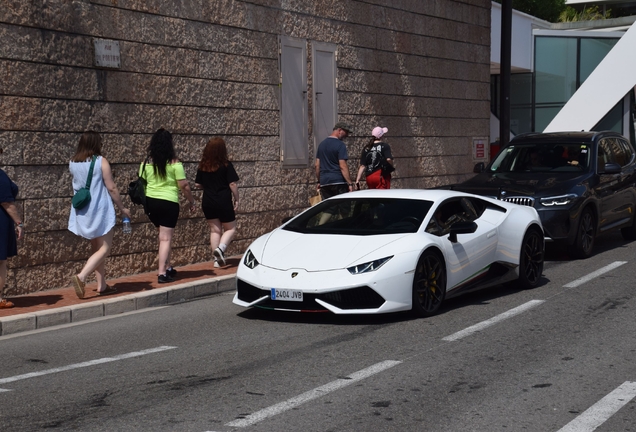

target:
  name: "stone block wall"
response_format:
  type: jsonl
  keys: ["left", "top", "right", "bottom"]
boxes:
{"left": 0, "top": 0, "right": 491, "bottom": 294}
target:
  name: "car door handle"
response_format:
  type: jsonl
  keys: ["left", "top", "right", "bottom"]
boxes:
{"left": 487, "top": 231, "right": 496, "bottom": 238}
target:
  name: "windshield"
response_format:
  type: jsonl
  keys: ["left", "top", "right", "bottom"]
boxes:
{"left": 284, "top": 198, "right": 433, "bottom": 235}
{"left": 489, "top": 142, "right": 591, "bottom": 173}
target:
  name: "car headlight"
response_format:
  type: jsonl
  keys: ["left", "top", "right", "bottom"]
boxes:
{"left": 347, "top": 256, "right": 393, "bottom": 275}
{"left": 540, "top": 194, "right": 577, "bottom": 207}
{"left": 243, "top": 249, "right": 259, "bottom": 269}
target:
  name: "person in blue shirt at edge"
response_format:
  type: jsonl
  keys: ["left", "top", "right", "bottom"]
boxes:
{"left": 315, "top": 122, "right": 355, "bottom": 200}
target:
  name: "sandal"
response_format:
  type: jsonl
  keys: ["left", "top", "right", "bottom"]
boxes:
{"left": 97, "top": 285, "right": 117, "bottom": 296}
{"left": 0, "top": 299, "right": 14, "bottom": 309}
{"left": 72, "top": 275, "right": 85, "bottom": 299}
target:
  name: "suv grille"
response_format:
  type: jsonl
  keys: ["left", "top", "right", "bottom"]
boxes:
{"left": 502, "top": 196, "right": 534, "bottom": 207}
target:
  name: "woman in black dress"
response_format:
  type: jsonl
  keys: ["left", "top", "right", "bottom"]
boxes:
{"left": 0, "top": 147, "right": 23, "bottom": 309}
{"left": 195, "top": 138, "right": 239, "bottom": 268}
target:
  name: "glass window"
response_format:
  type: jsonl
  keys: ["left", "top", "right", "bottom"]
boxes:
{"left": 618, "top": 139, "right": 635, "bottom": 165}
{"left": 598, "top": 138, "right": 624, "bottom": 166}
{"left": 490, "top": 142, "right": 590, "bottom": 173}
{"left": 511, "top": 108, "right": 533, "bottom": 135}
{"left": 426, "top": 198, "right": 483, "bottom": 237}
{"left": 597, "top": 142, "right": 611, "bottom": 171}
{"left": 607, "top": 138, "right": 628, "bottom": 166}
{"left": 594, "top": 101, "right": 623, "bottom": 133}
{"left": 535, "top": 106, "right": 563, "bottom": 133}
{"left": 535, "top": 37, "right": 578, "bottom": 104}
{"left": 580, "top": 38, "right": 619, "bottom": 83}
{"left": 284, "top": 198, "right": 433, "bottom": 235}
{"left": 510, "top": 73, "right": 533, "bottom": 105}
{"left": 521, "top": 35, "right": 632, "bottom": 136}
{"left": 510, "top": 73, "right": 533, "bottom": 135}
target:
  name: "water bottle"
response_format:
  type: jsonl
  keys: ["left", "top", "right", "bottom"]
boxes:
{"left": 122, "top": 217, "right": 132, "bottom": 234}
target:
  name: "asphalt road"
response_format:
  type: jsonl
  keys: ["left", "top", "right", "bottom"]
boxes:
{"left": 1, "top": 232, "right": 635, "bottom": 432}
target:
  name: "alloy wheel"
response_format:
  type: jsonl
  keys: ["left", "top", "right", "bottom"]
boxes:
{"left": 413, "top": 252, "right": 446, "bottom": 317}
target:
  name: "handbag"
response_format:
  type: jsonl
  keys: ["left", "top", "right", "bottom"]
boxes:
{"left": 381, "top": 162, "right": 395, "bottom": 175}
{"left": 309, "top": 194, "right": 322, "bottom": 206}
{"left": 71, "top": 155, "right": 96, "bottom": 209}
{"left": 379, "top": 149, "right": 395, "bottom": 176}
{"left": 128, "top": 159, "right": 148, "bottom": 206}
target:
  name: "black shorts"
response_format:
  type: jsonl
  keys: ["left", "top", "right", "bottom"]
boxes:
{"left": 202, "top": 191, "right": 235, "bottom": 223}
{"left": 319, "top": 184, "right": 349, "bottom": 200}
{"left": 145, "top": 197, "right": 180, "bottom": 228}
{"left": 202, "top": 204, "right": 235, "bottom": 223}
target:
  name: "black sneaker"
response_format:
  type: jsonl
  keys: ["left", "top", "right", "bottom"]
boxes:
{"left": 166, "top": 267, "right": 177, "bottom": 277}
{"left": 213, "top": 247, "right": 226, "bottom": 266}
{"left": 158, "top": 274, "right": 175, "bottom": 284}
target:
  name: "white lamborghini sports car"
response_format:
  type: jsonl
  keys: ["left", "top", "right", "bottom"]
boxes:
{"left": 233, "top": 189, "right": 544, "bottom": 317}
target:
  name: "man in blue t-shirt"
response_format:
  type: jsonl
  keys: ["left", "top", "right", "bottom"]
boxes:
{"left": 315, "top": 122, "right": 354, "bottom": 200}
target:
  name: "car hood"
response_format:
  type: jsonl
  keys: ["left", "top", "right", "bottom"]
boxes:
{"left": 260, "top": 229, "right": 408, "bottom": 271}
{"left": 454, "top": 172, "right": 589, "bottom": 197}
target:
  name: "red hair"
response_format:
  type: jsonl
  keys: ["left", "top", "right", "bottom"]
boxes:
{"left": 198, "top": 137, "right": 229, "bottom": 172}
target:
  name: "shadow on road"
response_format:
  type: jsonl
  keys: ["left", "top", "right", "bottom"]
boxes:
{"left": 238, "top": 307, "right": 417, "bottom": 326}
{"left": 544, "top": 230, "right": 633, "bottom": 262}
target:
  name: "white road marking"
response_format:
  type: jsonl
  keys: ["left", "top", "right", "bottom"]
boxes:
{"left": 442, "top": 300, "right": 545, "bottom": 342}
{"left": 556, "top": 381, "right": 636, "bottom": 432}
{"left": 225, "top": 360, "right": 402, "bottom": 428}
{"left": 563, "top": 261, "right": 627, "bottom": 288}
{"left": 0, "top": 345, "right": 176, "bottom": 392}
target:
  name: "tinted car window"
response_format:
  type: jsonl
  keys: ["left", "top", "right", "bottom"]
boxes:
{"left": 425, "top": 197, "right": 486, "bottom": 237}
{"left": 489, "top": 142, "right": 590, "bottom": 173}
{"left": 599, "top": 138, "right": 622, "bottom": 166}
{"left": 597, "top": 144, "right": 611, "bottom": 171}
{"left": 599, "top": 137, "right": 636, "bottom": 167}
{"left": 618, "top": 139, "right": 635, "bottom": 166}
{"left": 284, "top": 198, "right": 433, "bottom": 235}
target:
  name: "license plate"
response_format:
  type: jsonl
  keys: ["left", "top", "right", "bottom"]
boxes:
{"left": 271, "top": 288, "right": 303, "bottom": 302}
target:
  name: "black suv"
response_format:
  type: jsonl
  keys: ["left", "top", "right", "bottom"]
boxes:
{"left": 451, "top": 131, "right": 636, "bottom": 258}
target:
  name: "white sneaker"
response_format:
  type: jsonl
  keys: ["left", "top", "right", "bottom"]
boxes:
{"left": 213, "top": 247, "right": 226, "bottom": 266}
{"left": 213, "top": 259, "right": 220, "bottom": 268}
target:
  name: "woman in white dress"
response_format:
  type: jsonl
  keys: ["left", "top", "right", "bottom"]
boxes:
{"left": 68, "top": 131, "right": 131, "bottom": 298}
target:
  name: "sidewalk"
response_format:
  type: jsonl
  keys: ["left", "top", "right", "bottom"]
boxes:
{"left": 0, "top": 258, "right": 239, "bottom": 336}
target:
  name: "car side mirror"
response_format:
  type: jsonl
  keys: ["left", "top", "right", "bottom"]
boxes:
{"left": 473, "top": 162, "right": 485, "bottom": 173}
{"left": 601, "top": 162, "right": 621, "bottom": 174}
{"left": 448, "top": 221, "right": 478, "bottom": 243}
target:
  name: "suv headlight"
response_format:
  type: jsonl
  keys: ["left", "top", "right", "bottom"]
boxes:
{"left": 347, "top": 256, "right": 393, "bottom": 275}
{"left": 243, "top": 249, "right": 260, "bottom": 269}
{"left": 540, "top": 194, "right": 577, "bottom": 207}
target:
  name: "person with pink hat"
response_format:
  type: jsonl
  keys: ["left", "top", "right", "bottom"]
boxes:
{"left": 355, "top": 126, "right": 394, "bottom": 189}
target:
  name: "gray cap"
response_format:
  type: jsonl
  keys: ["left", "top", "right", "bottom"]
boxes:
{"left": 333, "top": 122, "right": 353, "bottom": 133}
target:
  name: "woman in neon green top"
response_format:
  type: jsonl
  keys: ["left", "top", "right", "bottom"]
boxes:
{"left": 142, "top": 128, "right": 196, "bottom": 283}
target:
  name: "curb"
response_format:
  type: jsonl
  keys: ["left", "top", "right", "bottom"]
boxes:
{"left": 0, "top": 274, "right": 236, "bottom": 337}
